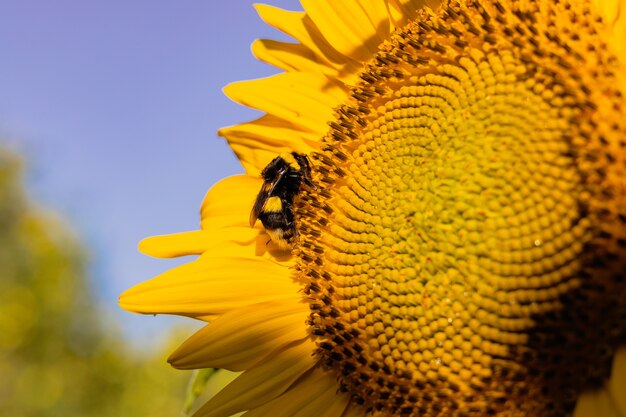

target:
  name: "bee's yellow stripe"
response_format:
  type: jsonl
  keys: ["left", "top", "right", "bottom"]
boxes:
{"left": 280, "top": 152, "right": 300, "bottom": 171}
{"left": 263, "top": 196, "right": 283, "bottom": 212}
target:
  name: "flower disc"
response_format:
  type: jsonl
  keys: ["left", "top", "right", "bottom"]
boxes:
{"left": 296, "top": 1, "right": 626, "bottom": 416}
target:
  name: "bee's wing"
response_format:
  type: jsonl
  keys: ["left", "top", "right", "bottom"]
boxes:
{"left": 249, "top": 167, "right": 287, "bottom": 227}
{"left": 249, "top": 183, "right": 270, "bottom": 227}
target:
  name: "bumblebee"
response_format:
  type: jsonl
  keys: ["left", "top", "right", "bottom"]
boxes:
{"left": 250, "top": 152, "right": 313, "bottom": 249}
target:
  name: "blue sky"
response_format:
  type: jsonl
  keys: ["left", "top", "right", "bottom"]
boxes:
{"left": 0, "top": 0, "right": 301, "bottom": 346}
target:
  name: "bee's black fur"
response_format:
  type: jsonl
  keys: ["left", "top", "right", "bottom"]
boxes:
{"left": 249, "top": 152, "right": 313, "bottom": 248}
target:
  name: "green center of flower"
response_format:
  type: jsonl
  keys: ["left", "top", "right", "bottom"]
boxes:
{"left": 295, "top": 1, "right": 626, "bottom": 416}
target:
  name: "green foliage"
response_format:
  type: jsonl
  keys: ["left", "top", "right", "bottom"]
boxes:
{"left": 184, "top": 369, "right": 218, "bottom": 415}
{"left": 0, "top": 149, "right": 189, "bottom": 416}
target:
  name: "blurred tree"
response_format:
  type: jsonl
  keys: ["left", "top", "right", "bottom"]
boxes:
{"left": 0, "top": 149, "right": 189, "bottom": 416}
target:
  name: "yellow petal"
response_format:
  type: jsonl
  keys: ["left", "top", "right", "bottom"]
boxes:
{"left": 252, "top": 5, "right": 308, "bottom": 44}
{"left": 139, "top": 230, "right": 209, "bottom": 258}
{"left": 251, "top": 39, "right": 320, "bottom": 73}
{"left": 572, "top": 346, "right": 626, "bottom": 417}
{"left": 192, "top": 339, "right": 317, "bottom": 417}
{"left": 288, "top": 375, "right": 351, "bottom": 417}
{"left": 254, "top": 4, "right": 362, "bottom": 79}
{"left": 141, "top": 225, "right": 296, "bottom": 265}
{"left": 168, "top": 301, "right": 308, "bottom": 371}
{"left": 219, "top": 115, "right": 323, "bottom": 176}
{"left": 220, "top": 227, "right": 296, "bottom": 262}
{"left": 341, "top": 403, "right": 364, "bottom": 417}
{"left": 574, "top": 390, "right": 623, "bottom": 417}
{"left": 119, "top": 256, "right": 299, "bottom": 318}
{"left": 241, "top": 367, "right": 349, "bottom": 417}
{"left": 608, "top": 345, "right": 626, "bottom": 416}
{"left": 222, "top": 72, "right": 344, "bottom": 134}
{"left": 300, "top": 0, "right": 389, "bottom": 62}
{"left": 200, "top": 175, "right": 259, "bottom": 226}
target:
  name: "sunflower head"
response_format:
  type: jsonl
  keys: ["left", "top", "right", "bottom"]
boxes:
{"left": 121, "top": 0, "right": 626, "bottom": 416}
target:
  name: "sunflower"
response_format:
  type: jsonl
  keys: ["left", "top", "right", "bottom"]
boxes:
{"left": 120, "top": 0, "right": 626, "bottom": 416}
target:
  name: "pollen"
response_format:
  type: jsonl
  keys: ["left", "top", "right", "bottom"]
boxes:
{"left": 294, "top": 0, "right": 626, "bottom": 416}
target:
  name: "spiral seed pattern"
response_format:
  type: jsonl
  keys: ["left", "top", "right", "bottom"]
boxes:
{"left": 295, "top": 1, "right": 626, "bottom": 416}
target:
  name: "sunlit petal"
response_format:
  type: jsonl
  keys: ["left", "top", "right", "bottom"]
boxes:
{"left": 119, "top": 256, "right": 298, "bottom": 318}
{"left": 168, "top": 300, "right": 308, "bottom": 371}
{"left": 241, "top": 367, "right": 350, "bottom": 417}
{"left": 192, "top": 340, "right": 317, "bottom": 417}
